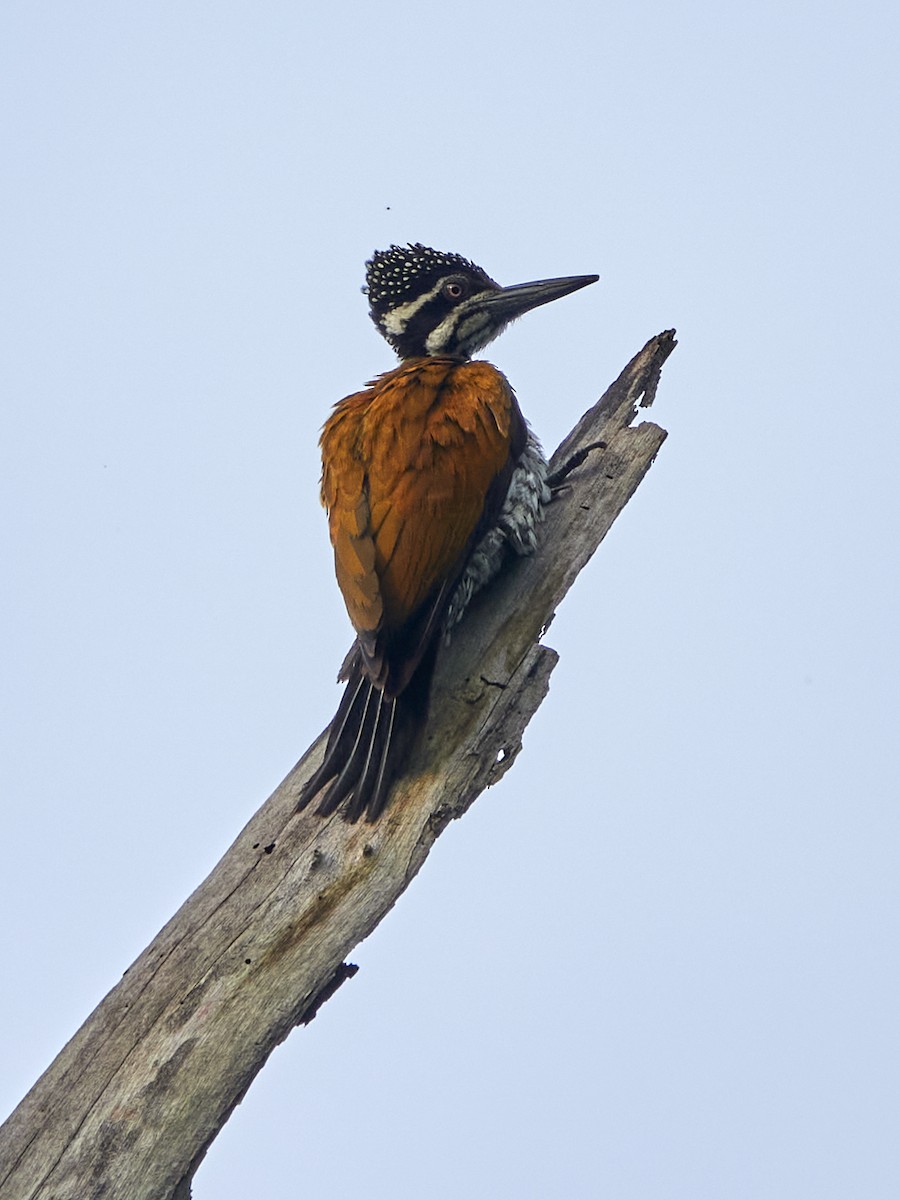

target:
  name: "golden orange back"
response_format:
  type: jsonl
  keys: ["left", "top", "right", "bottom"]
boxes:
{"left": 320, "top": 357, "right": 516, "bottom": 673}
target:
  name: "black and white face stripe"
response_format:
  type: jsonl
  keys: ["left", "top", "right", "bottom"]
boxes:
{"left": 378, "top": 281, "right": 508, "bottom": 359}
{"left": 422, "top": 300, "right": 501, "bottom": 357}
{"left": 379, "top": 278, "right": 448, "bottom": 340}
{"left": 374, "top": 277, "right": 501, "bottom": 357}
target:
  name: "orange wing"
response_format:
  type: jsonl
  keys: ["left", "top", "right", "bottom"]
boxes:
{"left": 320, "top": 357, "right": 516, "bottom": 687}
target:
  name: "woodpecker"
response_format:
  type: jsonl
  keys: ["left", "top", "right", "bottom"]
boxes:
{"left": 297, "top": 244, "right": 598, "bottom": 822}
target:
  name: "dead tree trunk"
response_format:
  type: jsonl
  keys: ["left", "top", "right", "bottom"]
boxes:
{"left": 0, "top": 331, "right": 675, "bottom": 1200}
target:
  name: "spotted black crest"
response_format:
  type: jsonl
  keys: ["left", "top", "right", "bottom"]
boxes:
{"left": 365, "top": 244, "right": 497, "bottom": 314}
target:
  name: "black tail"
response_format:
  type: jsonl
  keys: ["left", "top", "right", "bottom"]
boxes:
{"left": 297, "top": 647, "right": 435, "bottom": 823}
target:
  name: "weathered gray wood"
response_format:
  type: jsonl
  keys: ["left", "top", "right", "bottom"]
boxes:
{"left": 0, "top": 330, "right": 675, "bottom": 1200}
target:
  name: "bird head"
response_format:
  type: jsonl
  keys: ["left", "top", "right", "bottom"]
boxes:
{"left": 365, "top": 243, "right": 598, "bottom": 360}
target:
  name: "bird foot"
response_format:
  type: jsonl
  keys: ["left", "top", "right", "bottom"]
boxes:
{"left": 547, "top": 440, "right": 608, "bottom": 493}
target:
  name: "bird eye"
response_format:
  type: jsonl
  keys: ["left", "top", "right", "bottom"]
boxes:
{"left": 443, "top": 278, "right": 467, "bottom": 300}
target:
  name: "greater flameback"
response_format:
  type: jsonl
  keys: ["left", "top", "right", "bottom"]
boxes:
{"left": 297, "top": 244, "right": 598, "bottom": 822}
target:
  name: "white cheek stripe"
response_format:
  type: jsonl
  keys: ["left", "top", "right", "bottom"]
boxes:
{"left": 381, "top": 280, "right": 445, "bottom": 336}
{"left": 425, "top": 307, "right": 492, "bottom": 355}
{"left": 424, "top": 313, "right": 458, "bottom": 354}
{"left": 381, "top": 283, "right": 498, "bottom": 355}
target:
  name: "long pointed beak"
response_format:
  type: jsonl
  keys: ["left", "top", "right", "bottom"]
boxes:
{"left": 480, "top": 273, "right": 599, "bottom": 322}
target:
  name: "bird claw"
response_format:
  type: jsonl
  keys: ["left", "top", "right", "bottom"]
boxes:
{"left": 547, "top": 440, "right": 608, "bottom": 493}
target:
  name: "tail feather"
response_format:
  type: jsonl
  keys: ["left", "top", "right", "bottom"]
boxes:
{"left": 316, "top": 685, "right": 380, "bottom": 818}
{"left": 297, "top": 654, "right": 428, "bottom": 823}
{"left": 366, "top": 697, "right": 397, "bottom": 819}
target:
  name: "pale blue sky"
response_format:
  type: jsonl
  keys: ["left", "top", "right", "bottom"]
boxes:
{"left": 2, "top": 2, "right": 899, "bottom": 1197}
